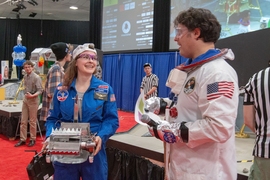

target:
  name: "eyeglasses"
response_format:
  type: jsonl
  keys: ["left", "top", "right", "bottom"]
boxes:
{"left": 175, "top": 28, "right": 188, "bottom": 37}
{"left": 77, "top": 53, "right": 98, "bottom": 61}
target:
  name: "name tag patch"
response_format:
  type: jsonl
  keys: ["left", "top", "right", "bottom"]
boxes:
{"left": 94, "top": 85, "right": 108, "bottom": 101}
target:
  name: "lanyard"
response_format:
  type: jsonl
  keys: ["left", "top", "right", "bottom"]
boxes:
{"left": 73, "top": 94, "right": 82, "bottom": 123}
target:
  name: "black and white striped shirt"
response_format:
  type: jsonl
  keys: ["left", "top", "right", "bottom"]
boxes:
{"left": 244, "top": 67, "right": 270, "bottom": 158}
{"left": 140, "top": 74, "right": 159, "bottom": 97}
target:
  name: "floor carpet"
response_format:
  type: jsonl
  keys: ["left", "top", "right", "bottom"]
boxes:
{"left": 0, "top": 135, "right": 44, "bottom": 180}
{"left": 0, "top": 110, "right": 137, "bottom": 179}
{"left": 116, "top": 110, "right": 137, "bottom": 133}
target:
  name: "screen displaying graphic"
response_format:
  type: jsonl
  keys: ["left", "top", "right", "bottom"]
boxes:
{"left": 102, "top": 0, "right": 154, "bottom": 52}
{"left": 170, "top": 0, "right": 270, "bottom": 50}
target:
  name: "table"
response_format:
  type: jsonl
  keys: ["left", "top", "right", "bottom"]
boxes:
{"left": 0, "top": 100, "right": 23, "bottom": 139}
{"left": 0, "top": 100, "right": 42, "bottom": 140}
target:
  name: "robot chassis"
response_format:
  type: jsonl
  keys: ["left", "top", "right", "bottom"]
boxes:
{"left": 45, "top": 122, "right": 96, "bottom": 163}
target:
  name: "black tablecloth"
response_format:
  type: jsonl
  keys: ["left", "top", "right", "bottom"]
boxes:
{"left": 0, "top": 115, "right": 20, "bottom": 138}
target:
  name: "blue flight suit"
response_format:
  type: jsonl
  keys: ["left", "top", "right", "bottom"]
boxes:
{"left": 45, "top": 76, "right": 119, "bottom": 180}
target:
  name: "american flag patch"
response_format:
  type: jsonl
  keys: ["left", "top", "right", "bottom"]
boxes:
{"left": 207, "top": 81, "right": 234, "bottom": 100}
{"left": 110, "top": 94, "right": 116, "bottom": 102}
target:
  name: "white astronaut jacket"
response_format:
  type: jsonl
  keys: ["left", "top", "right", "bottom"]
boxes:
{"left": 166, "top": 48, "right": 239, "bottom": 180}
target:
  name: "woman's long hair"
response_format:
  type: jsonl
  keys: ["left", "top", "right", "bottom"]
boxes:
{"left": 63, "top": 57, "right": 78, "bottom": 87}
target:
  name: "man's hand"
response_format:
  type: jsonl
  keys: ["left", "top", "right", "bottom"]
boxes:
{"left": 148, "top": 122, "right": 181, "bottom": 143}
{"left": 144, "top": 97, "right": 161, "bottom": 114}
{"left": 144, "top": 94, "right": 149, "bottom": 99}
{"left": 47, "top": 94, "right": 52, "bottom": 99}
{"left": 25, "top": 92, "right": 36, "bottom": 98}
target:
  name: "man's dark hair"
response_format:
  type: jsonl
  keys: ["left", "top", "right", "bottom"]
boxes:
{"left": 173, "top": 7, "right": 221, "bottom": 43}
{"left": 143, "top": 63, "right": 152, "bottom": 68}
{"left": 241, "top": 10, "right": 250, "bottom": 19}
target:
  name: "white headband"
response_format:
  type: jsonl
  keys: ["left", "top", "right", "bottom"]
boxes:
{"left": 73, "top": 43, "right": 97, "bottom": 59}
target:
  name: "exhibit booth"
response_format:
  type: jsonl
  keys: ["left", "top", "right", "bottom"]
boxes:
{"left": 0, "top": 47, "right": 58, "bottom": 139}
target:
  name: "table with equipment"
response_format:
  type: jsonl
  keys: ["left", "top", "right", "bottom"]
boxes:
{"left": 0, "top": 100, "right": 43, "bottom": 140}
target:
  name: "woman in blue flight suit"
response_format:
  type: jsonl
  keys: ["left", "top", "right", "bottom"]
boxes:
{"left": 45, "top": 43, "right": 119, "bottom": 180}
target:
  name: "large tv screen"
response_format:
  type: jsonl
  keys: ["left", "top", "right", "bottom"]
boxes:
{"left": 170, "top": 0, "right": 270, "bottom": 50}
{"left": 101, "top": 0, "right": 154, "bottom": 53}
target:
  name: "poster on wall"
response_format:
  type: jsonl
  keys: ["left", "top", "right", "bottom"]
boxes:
{"left": 1, "top": 61, "right": 9, "bottom": 84}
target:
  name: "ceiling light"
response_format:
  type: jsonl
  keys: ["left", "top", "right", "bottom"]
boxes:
{"left": 70, "top": 6, "right": 78, "bottom": 10}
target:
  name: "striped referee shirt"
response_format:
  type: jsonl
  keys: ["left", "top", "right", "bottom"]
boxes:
{"left": 140, "top": 73, "right": 159, "bottom": 97}
{"left": 243, "top": 67, "right": 270, "bottom": 158}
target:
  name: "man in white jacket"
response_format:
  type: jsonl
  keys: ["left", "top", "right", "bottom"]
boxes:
{"left": 148, "top": 7, "right": 239, "bottom": 180}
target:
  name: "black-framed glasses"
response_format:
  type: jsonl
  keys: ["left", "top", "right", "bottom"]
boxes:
{"left": 77, "top": 53, "right": 98, "bottom": 61}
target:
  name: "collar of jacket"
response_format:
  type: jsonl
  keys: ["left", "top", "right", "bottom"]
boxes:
{"left": 176, "top": 48, "right": 230, "bottom": 72}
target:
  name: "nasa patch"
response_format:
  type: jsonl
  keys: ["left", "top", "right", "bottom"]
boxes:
{"left": 184, "top": 77, "right": 196, "bottom": 94}
{"left": 57, "top": 90, "right": 69, "bottom": 102}
{"left": 163, "top": 131, "right": 177, "bottom": 143}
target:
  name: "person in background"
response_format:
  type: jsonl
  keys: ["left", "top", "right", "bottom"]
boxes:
{"left": 94, "top": 62, "right": 102, "bottom": 80}
{"left": 3, "top": 65, "right": 9, "bottom": 79}
{"left": 237, "top": 10, "right": 251, "bottom": 34}
{"left": 44, "top": 43, "right": 119, "bottom": 180}
{"left": 39, "top": 42, "right": 73, "bottom": 122}
{"left": 0, "top": 73, "right": 2, "bottom": 85}
{"left": 146, "top": 7, "right": 239, "bottom": 180}
{"left": 243, "top": 66, "right": 270, "bottom": 180}
{"left": 15, "top": 61, "right": 43, "bottom": 147}
{"left": 140, "top": 63, "right": 159, "bottom": 99}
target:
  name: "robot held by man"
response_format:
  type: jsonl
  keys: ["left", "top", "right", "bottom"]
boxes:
{"left": 139, "top": 68, "right": 189, "bottom": 143}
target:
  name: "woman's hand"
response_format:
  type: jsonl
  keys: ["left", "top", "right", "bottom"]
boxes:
{"left": 93, "top": 136, "right": 102, "bottom": 156}
{"left": 41, "top": 137, "right": 50, "bottom": 153}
